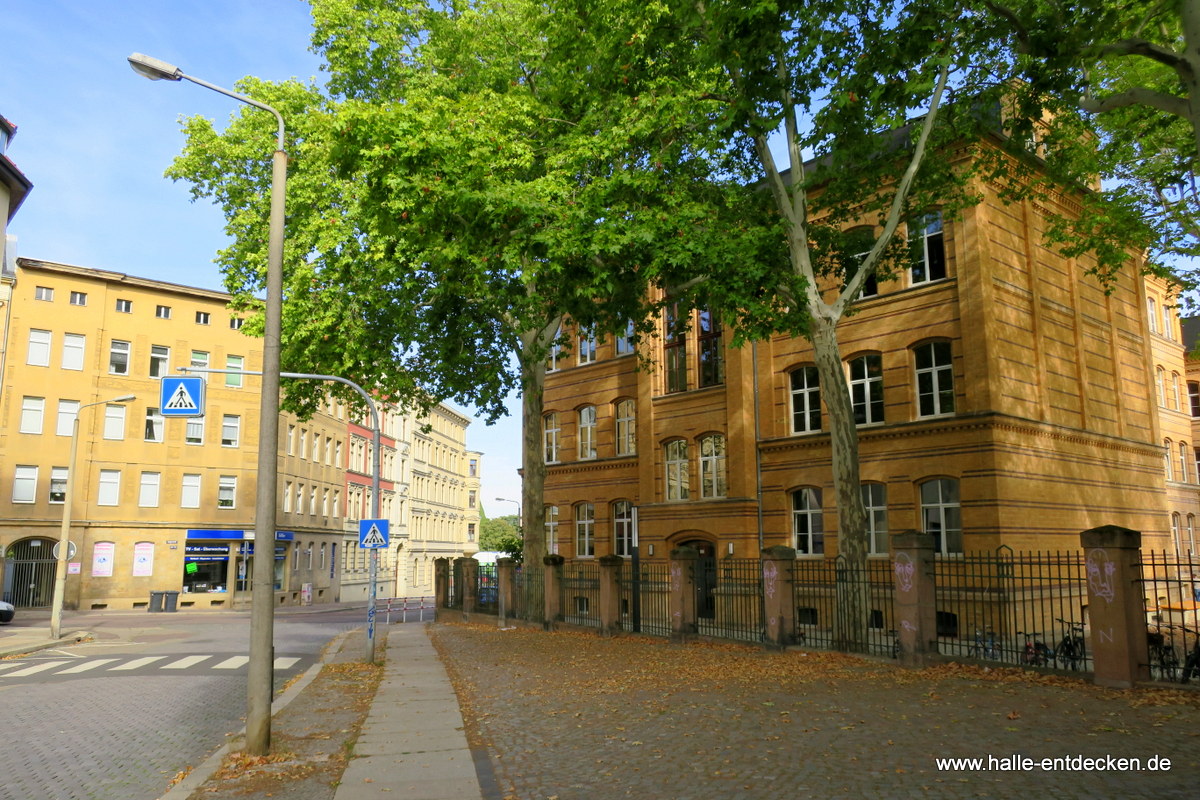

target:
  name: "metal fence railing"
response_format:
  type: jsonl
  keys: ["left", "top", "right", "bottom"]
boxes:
{"left": 934, "top": 547, "right": 1091, "bottom": 672}
{"left": 792, "top": 556, "right": 896, "bottom": 656}
{"left": 618, "top": 560, "right": 672, "bottom": 637}
{"left": 561, "top": 560, "right": 601, "bottom": 628}
{"left": 1138, "top": 551, "right": 1200, "bottom": 683}
{"left": 475, "top": 562, "right": 498, "bottom": 615}
{"left": 444, "top": 560, "right": 460, "bottom": 609}
{"left": 511, "top": 565, "right": 544, "bottom": 622}
{"left": 699, "top": 558, "right": 765, "bottom": 643}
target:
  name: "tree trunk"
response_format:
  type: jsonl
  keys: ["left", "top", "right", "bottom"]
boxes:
{"left": 810, "top": 315, "right": 871, "bottom": 652}
{"left": 519, "top": 350, "right": 548, "bottom": 568}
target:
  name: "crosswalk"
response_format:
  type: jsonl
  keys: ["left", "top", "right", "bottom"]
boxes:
{"left": 0, "top": 654, "right": 301, "bottom": 679}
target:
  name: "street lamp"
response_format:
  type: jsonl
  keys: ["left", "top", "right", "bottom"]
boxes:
{"left": 130, "top": 52, "right": 287, "bottom": 755}
{"left": 50, "top": 395, "right": 135, "bottom": 640}
{"left": 494, "top": 497, "right": 521, "bottom": 521}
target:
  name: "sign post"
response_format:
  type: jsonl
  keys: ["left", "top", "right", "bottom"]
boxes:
{"left": 359, "top": 519, "right": 389, "bottom": 661}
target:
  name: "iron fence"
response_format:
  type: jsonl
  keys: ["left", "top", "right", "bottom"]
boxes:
{"left": 561, "top": 560, "right": 601, "bottom": 627}
{"left": 444, "top": 560, "right": 460, "bottom": 609}
{"left": 934, "top": 547, "right": 1091, "bottom": 672}
{"left": 792, "top": 556, "right": 896, "bottom": 656}
{"left": 1138, "top": 551, "right": 1200, "bottom": 684}
{"left": 698, "top": 558, "right": 765, "bottom": 643}
{"left": 475, "top": 562, "right": 498, "bottom": 615}
{"left": 618, "top": 560, "right": 672, "bottom": 637}
{"left": 511, "top": 565, "right": 544, "bottom": 622}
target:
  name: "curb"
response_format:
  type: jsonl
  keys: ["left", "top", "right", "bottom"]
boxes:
{"left": 158, "top": 627, "right": 359, "bottom": 800}
{"left": 0, "top": 631, "right": 91, "bottom": 659}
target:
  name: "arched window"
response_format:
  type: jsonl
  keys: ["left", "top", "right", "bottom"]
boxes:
{"left": 790, "top": 366, "right": 821, "bottom": 433}
{"left": 697, "top": 307, "right": 724, "bottom": 387}
{"left": 1165, "top": 439, "right": 1174, "bottom": 480}
{"left": 1181, "top": 441, "right": 1190, "bottom": 483}
{"left": 914, "top": 341, "right": 954, "bottom": 417}
{"left": 614, "top": 399, "right": 636, "bottom": 456}
{"left": 791, "top": 488, "right": 824, "bottom": 555}
{"left": 920, "top": 478, "right": 961, "bottom": 555}
{"left": 849, "top": 354, "right": 884, "bottom": 425}
{"left": 664, "top": 440, "right": 689, "bottom": 500}
{"left": 578, "top": 326, "right": 597, "bottom": 364}
{"left": 613, "top": 500, "right": 634, "bottom": 557}
{"left": 1188, "top": 515, "right": 1197, "bottom": 555}
{"left": 1171, "top": 513, "right": 1183, "bottom": 555}
{"left": 574, "top": 503, "right": 595, "bottom": 557}
{"left": 543, "top": 413, "right": 560, "bottom": 463}
{"left": 578, "top": 406, "right": 597, "bottom": 460}
{"left": 862, "top": 483, "right": 888, "bottom": 555}
{"left": 1172, "top": 372, "right": 1182, "bottom": 410}
{"left": 1156, "top": 366, "right": 1167, "bottom": 407}
{"left": 699, "top": 434, "right": 727, "bottom": 499}
{"left": 545, "top": 505, "right": 559, "bottom": 555}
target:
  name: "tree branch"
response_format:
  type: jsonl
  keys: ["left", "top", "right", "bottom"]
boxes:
{"left": 1080, "top": 86, "right": 1190, "bottom": 119}
{"left": 1097, "top": 38, "right": 1190, "bottom": 76}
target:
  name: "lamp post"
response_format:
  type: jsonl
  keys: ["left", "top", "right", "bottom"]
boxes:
{"left": 129, "top": 52, "right": 286, "bottom": 755}
{"left": 50, "top": 395, "right": 135, "bottom": 640}
{"left": 494, "top": 496, "right": 521, "bottom": 522}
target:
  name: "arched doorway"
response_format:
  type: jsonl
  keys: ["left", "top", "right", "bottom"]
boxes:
{"left": 679, "top": 538, "right": 716, "bottom": 620}
{"left": 3, "top": 537, "right": 58, "bottom": 607}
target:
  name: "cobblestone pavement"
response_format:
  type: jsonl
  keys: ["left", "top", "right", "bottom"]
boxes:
{"left": 430, "top": 623, "right": 1200, "bottom": 800}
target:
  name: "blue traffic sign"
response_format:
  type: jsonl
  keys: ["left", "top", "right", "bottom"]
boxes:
{"left": 160, "top": 376, "right": 206, "bottom": 417}
{"left": 359, "top": 519, "right": 389, "bottom": 548}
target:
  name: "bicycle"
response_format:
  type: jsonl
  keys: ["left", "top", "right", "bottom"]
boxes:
{"left": 1018, "top": 630, "right": 1053, "bottom": 666}
{"left": 1179, "top": 625, "right": 1200, "bottom": 684}
{"left": 1148, "top": 627, "right": 1180, "bottom": 682}
{"left": 1054, "top": 619, "right": 1086, "bottom": 671}
{"left": 887, "top": 628, "right": 900, "bottom": 659}
{"left": 969, "top": 627, "right": 997, "bottom": 660}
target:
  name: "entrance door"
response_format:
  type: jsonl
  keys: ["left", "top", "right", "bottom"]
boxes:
{"left": 4, "top": 538, "right": 58, "bottom": 607}
{"left": 680, "top": 539, "right": 716, "bottom": 620}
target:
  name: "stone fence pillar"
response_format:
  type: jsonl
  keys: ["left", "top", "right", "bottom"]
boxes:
{"left": 497, "top": 558, "right": 515, "bottom": 626}
{"left": 670, "top": 546, "right": 698, "bottom": 643}
{"left": 434, "top": 558, "right": 449, "bottom": 609}
{"left": 543, "top": 554, "right": 565, "bottom": 630}
{"left": 761, "top": 546, "right": 797, "bottom": 649}
{"left": 1081, "top": 525, "right": 1147, "bottom": 688}
{"left": 891, "top": 531, "right": 938, "bottom": 666}
{"left": 458, "top": 557, "right": 479, "bottom": 617}
{"left": 598, "top": 554, "right": 624, "bottom": 636}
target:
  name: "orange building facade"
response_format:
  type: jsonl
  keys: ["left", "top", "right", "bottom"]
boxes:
{"left": 542, "top": 177, "right": 1187, "bottom": 563}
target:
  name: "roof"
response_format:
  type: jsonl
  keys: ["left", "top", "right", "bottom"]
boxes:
{"left": 16, "top": 257, "right": 231, "bottom": 303}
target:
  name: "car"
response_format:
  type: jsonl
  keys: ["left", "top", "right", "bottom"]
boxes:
{"left": 0, "top": 600, "right": 14, "bottom": 624}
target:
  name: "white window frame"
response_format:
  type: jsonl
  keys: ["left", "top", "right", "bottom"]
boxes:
{"left": 699, "top": 434, "right": 727, "bottom": 499}
{"left": 19, "top": 396, "right": 45, "bottom": 434}
{"left": 69, "top": 291, "right": 87, "bottom": 306}
{"left": 155, "top": 304, "right": 172, "bottom": 320}
{"left": 578, "top": 327, "right": 597, "bottom": 364}
{"left": 221, "top": 415, "right": 241, "bottom": 447}
{"left": 792, "top": 487, "right": 824, "bottom": 555}
{"left": 915, "top": 341, "right": 955, "bottom": 418}
{"left": 543, "top": 413, "right": 560, "bottom": 463}
{"left": 790, "top": 367, "right": 821, "bottom": 434}
{"left": 139, "top": 472, "right": 161, "bottom": 507}
{"left": 578, "top": 406, "right": 597, "bottom": 460}
{"left": 615, "top": 399, "right": 636, "bottom": 456}
{"left": 27, "top": 329, "right": 51, "bottom": 366}
{"left": 909, "top": 212, "right": 946, "bottom": 285}
{"left": 115, "top": 298, "right": 132, "bottom": 313}
{"left": 849, "top": 354, "right": 884, "bottom": 426}
{"left": 61, "top": 333, "right": 85, "bottom": 371}
{"left": 613, "top": 500, "right": 634, "bottom": 557}
{"left": 920, "top": 478, "right": 962, "bottom": 555}
{"left": 103, "top": 404, "right": 126, "bottom": 440}
{"left": 185, "top": 417, "right": 205, "bottom": 445}
{"left": 149, "top": 345, "right": 170, "bottom": 378}
{"left": 144, "top": 407, "right": 164, "bottom": 443}
{"left": 664, "top": 439, "right": 689, "bottom": 500}
{"left": 196, "top": 311, "right": 211, "bottom": 325}
{"left": 109, "top": 340, "right": 131, "bottom": 375}
{"left": 49, "top": 468, "right": 68, "bottom": 504}
{"left": 12, "top": 465, "right": 38, "bottom": 503}
{"left": 218, "top": 475, "right": 237, "bottom": 508}
{"left": 57, "top": 400, "right": 79, "bottom": 437}
{"left": 863, "top": 483, "right": 888, "bottom": 556}
{"left": 34, "top": 286, "right": 53, "bottom": 301}
{"left": 181, "top": 474, "right": 202, "bottom": 509}
{"left": 97, "top": 469, "right": 121, "bottom": 506}
{"left": 574, "top": 502, "right": 595, "bottom": 557}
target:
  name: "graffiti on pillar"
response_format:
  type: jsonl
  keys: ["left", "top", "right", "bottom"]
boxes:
{"left": 763, "top": 560, "right": 778, "bottom": 599}
{"left": 670, "top": 563, "right": 682, "bottom": 594}
{"left": 894, "top": 553, "right": 915, "bottom": 594}
{"left": 1098, "top": 627, "right": 1114, "bottom": 645}
{"left": 901, "top": 620, "right": 916, "bottom": 632}
{"left": 1086, "top": 549, "right": 1116, "bottom": 604}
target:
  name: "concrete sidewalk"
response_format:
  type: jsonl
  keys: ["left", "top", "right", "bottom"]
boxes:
{"left": 334, "top": 623, "right": 484, "bottom": 800}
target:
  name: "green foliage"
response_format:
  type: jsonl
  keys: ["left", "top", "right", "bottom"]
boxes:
{"left": 479, "top": 516, "right": 523, "bottom": 561}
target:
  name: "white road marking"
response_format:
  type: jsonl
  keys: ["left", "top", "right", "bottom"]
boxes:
{"left": 213, "top": 656, "right": 250, "bottom": 670}
{"left": 57, "top": 659, "right": 120, "bottom": 674}
{"left": 3, "top": 660, "right": 72, "bottom": 677}
{"left": 108, "top": 656, "right": 168, "bottom": 671}
{"left": 162, "top": 655, "right": 212, "bottom": 670}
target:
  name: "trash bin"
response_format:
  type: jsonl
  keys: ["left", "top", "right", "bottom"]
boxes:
{"left": 163, "top": 591, "right": 180, "bottom": 612}
{"left": 148, "top": 591, "right": 165, "bottom": 613}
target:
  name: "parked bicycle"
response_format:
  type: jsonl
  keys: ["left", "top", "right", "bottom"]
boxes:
{"left": 1054, "top": 619, "right": 1086, "bottom": 671}
{"left": 969, "top": 627, "right": 997, "bottom": 659}
{"left": 1148, "top": 625, "right": 1180, "bottom": 682}
{"left": 1018, "top": 630, "right": 1053, "bottom": 666}
{"left": 887, "top": 629, "right": 900, "bottom": 659}
{"left": 1178, "top": 625, "right": 1200, "bottom": 684}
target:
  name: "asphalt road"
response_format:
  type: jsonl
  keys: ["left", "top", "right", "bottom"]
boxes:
{"left": 0, "top": 605, "right": 376, "bottom": 800}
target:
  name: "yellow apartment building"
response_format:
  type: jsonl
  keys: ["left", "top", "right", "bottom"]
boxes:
{"left": 1, "top": 258, "right": 347, "bottom": 610}
{"left": 541, "top": 159, "right": 1182, "bottom": 566}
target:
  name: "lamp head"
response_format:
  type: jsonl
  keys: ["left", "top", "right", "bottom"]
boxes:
{"left": 128, "top": 53, "right": 183, "bottom": 81}
{"left": 112, "top": 394, "right": 136, "bottom": 403}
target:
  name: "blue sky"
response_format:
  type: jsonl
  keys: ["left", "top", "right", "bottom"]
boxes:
{"left": 3, "top": 0, "right": 524, "bottom": 514}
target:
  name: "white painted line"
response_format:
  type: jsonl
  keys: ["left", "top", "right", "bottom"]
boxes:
{"left": 273, "top": 657, "right": 300, "bottom": 669}
{"left": 213, "top": 656, "right": 249, "bottom": 670}
{"left": 0, "top": 662, "right": 26, "bottom": 673}
{"left": 162, "top": 655, "right": 212, "bottom": 670}
{"left": 109, "top": 656, "right": 168, "bottom": 671}
{"left": 57, "top": 659, "right": 120, "bottom": 674}
{"left": 3, "top": 660, "right": 72, "bottom": 677}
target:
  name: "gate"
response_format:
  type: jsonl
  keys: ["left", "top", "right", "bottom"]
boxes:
{"left": 4, "top": 537, "right": 59, "bottom": 607}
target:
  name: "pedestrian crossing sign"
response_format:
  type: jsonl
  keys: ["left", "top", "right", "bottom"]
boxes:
{"left": 160, "top": 376, "right": 205, "bottom": 417}
{"left": 359, "top": 519, "right": 389, "bottom": 549}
